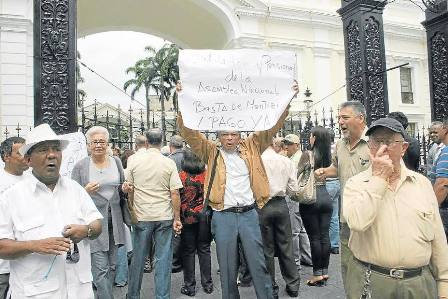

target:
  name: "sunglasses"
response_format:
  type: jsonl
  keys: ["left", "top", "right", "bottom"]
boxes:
{"left": 66, "top": 243, "right": 80, "bottom": 264}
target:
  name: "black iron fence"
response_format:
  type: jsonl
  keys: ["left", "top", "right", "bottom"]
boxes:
{"left": 1, "top": 105, "right": 433, "bottom": 171}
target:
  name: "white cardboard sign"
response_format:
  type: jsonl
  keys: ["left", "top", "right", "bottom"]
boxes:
{"left": 60, "top": 132, "right": 88, "bottom": 177}
{"left": 178, "top": 49, "right": 297, "bottom": 131}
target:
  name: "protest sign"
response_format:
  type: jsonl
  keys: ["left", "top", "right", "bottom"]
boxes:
{"left": 178, "top": 49, "right": 297, "bottom": 131}
{"left": 60, "top": 132, "right": 88, "bottom": 177}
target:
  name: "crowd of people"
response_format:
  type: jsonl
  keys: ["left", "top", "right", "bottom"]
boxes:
{"left": 0, "top": 84, "right": 447, "bottom": 299}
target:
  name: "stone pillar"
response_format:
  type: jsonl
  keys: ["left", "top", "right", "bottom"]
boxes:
{"left": 338, "top": 0, "right": 389, "bottom": 124}
{"left": 422, "top": 1, "right": 448, "bottom": 122}
{"left": 34, "top": 0, "right": 77, "bottom": 133}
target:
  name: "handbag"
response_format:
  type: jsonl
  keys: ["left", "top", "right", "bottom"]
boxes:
{"left": 295, "top": 151, "right": 317, "bottom": 205}
{"left": 113, "top": 156, "right": 138, "bottom": 226}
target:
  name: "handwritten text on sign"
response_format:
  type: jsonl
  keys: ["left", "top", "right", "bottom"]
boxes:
{"left": 178, "top": 49, "right": 296, "bottom": 131}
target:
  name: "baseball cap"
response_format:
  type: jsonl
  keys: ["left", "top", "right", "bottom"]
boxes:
{"left": 366, "top": 117, "right": 406, "bottom": 138}
{"left": 283, "top": 134, "right": 300, "bottom": 144}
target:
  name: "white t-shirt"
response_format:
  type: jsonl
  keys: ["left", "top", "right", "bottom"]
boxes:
{"left": 0, "top": 175, "right": 103, "bottom": 298}
{"left": 0, "top": 169, "right": 25, "bottom": 274}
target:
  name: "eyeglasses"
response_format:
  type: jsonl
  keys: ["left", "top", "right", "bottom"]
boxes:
{"left": 90, "top": 140, "right": 107, "bottom": 146}
{"left": 66, "top": 243, "right": 79, "bottom": 264}
{"left": 368, "top": 138, "right": 404, "bottom": 148}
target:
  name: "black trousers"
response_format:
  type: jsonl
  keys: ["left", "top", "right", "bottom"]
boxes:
{"left": 300, "top": 185, "right": 333, "bottom": 276}
{"left": 181, "top": 217, "right": 213, "bottom": 291}
{"left": 259, "top": 197, "right": 300, "bottom": 292}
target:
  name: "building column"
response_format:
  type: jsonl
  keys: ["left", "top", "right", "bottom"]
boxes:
{"left": 422, "top": 1, "right": 448, "bottom": 122}
{"left": 337, "top": 0, "right": 389, "bottom": 124}
{"left": 34, "top": 0, "right": 77, "bottom": 133}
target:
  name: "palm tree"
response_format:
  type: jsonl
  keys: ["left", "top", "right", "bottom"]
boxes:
{"left": 153, "top": 44, "right": 179, "bottom": 141}
{"left": 124, "top": 43, "right": 179, "bottom": 142}
{"left": 124, "top": 46, "right": 158, "bottom": 129}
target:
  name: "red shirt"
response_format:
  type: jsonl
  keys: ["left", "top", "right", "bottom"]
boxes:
{"left": 179, "top": 171, "right": 206, "bottom": 224}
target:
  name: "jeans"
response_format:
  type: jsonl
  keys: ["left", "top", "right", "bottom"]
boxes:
{"left": 212, "top": 209, "right": 273, "bottom": 299}
{"left": 115, "top": 245, "right": 128, "bottom": 286}
{"left": 91, "top": 237, "right": 118, "bottom": 299}
{"left": 127, "top": 220, "right": 173, "bottom": 299}
{"left": 326, "top": 179, "right": 340, "bottom": 249}
{"left": 300, "top": 185, "right": 333, "bottom": 276}
{"left": 286, "top": 197, "right": 312, "bottom": 269}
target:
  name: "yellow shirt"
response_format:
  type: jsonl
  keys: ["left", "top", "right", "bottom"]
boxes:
{"left": 332, "top": 129, "right": 370, "bottom": 222}
{"left": 125, "top": 148, "right": 183, "bottom": 221}
{"left": 343, "top": 164, "right": 448, "bottom": 296}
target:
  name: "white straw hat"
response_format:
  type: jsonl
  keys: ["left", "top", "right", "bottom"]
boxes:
{"left": 19, "top": 123, "right": 70, "bottom": 155}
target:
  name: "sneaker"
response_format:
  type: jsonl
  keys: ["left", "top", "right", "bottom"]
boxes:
{"left": 180, "top": 286, "right": 195, "bottom": 297}
{"left": 330, "top": 247, "right": 340, "bottom": 254}
{"left": 144, "top": 258, "right": 153, "bottom": 273}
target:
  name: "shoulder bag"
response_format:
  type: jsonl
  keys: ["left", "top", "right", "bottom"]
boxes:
{"left": 295, "top": 151, "right": 317, "bottom": 205}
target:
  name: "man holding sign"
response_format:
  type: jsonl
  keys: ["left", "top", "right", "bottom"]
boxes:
{"left": 177, "top": 48, "right": 299, "bottom": 299}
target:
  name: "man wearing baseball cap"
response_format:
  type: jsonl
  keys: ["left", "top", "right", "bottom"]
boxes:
{"left": 0, "top": 123, "right": 103, "bottom": 298}
{"left": 342, "top": 118, "right": 448, "bottom": 299}
{"left": 282, "top": 134, "right": 313, "bottom": 271}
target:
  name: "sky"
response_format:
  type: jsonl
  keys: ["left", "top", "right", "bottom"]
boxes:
{"left": 77, "top": 31, "right": 166, "bottom": 110}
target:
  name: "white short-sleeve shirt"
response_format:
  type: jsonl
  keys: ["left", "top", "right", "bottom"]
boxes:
{"left": 0, "top": 174, "right": 103, "bottom": 299}
{"left": 0, "top": 169, "right": 26, "bottom": 274}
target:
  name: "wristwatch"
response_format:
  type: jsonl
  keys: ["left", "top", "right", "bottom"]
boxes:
{"left": 86, "top": 224, "right": 93, "bottom": 239}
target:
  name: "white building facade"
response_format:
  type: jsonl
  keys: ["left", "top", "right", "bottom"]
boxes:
{"left": 0, "top": 0, "right": 431, "bottom": 139}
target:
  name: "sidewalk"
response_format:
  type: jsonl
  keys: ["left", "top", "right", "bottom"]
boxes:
{"left": 113, "top": 243, "right": 346, "bottom": 298}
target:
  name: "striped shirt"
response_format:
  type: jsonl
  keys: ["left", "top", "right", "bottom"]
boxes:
{"left": 436, "top": 146, "right": 448, "bottom": 178}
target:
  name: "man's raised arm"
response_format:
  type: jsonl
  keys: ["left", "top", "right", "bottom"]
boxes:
{"left": 177, "top": 112, "right": 214, "bottom": 163}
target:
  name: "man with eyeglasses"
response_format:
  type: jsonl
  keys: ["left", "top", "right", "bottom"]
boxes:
{"left": 0, "top": 124, "right": 103, "bottom": 299}
{"left": 314, "top": 101, "right": 371, "bottom": 287}
{"left": 342, "top": 117, "right": 448, "bottom": 299}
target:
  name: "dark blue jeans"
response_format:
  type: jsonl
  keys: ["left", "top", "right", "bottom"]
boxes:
{"left": 127, "top": 220, "right": 173, "bottom": 299}
{"left": 212, "top": 209, "right": 273, "bottom": 299}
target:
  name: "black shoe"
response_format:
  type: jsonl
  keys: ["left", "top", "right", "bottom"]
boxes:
{"left": 330, "top": 247, "right": 340, "bottom": 254}
{"left": 300, "top": 261, "right": 313, "bottom": 267}
{"left": 180, "top": 286, "right": 195, "bottom": 297}
{"left": 305, "top": 279, "right": 325, "bottom": 287}
{"left": 237, "top": 279, "right": 252, "bottom": 287}
{"left": 285, "top": 287, "right": 299, "bottom": 297}
{"left": 172, "top": 266, "right": 182, "bottom": 273}
{"left": 203, "top": 285, "right": 214, "bottom": 294}
{"left": 144, "top": 258, "right": 153, "bottom": 273}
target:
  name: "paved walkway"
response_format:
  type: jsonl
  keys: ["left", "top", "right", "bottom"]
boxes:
{"left": 113, "top": 242, "right": 345, "bottom": 298}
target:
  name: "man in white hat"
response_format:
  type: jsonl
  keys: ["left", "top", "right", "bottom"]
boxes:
{"left": 0, "top": 124, "right": 103, "bottom": 299}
